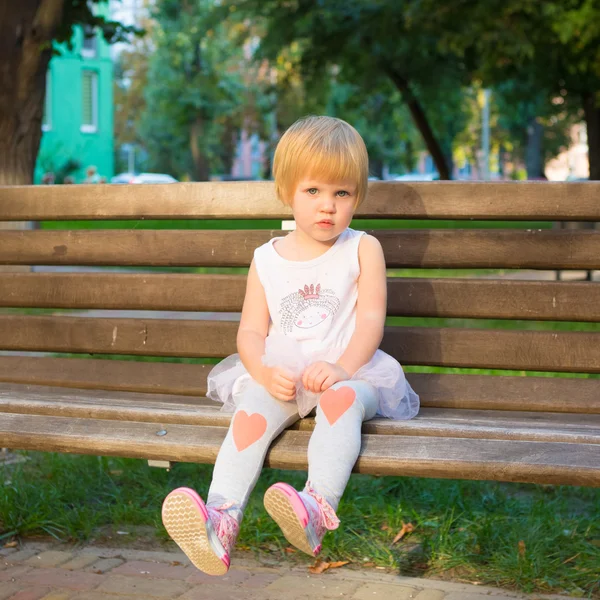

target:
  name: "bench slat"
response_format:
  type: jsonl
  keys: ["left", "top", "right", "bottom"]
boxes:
{"left": 0, "top": 358, "right": 598, "bottom": 413}
{"left": 1, "top": 181, "right": 599, "bottom": 221}
{"left": 0, "top": 412, "right": 597, "bottom": 486}
{"left": 3, "top": 273, "right": 600, "bottom": 322}
{"left": 1, "top": 383, "right": 598, "bottom": 444}
{"left": 2, "top": 229, "right": 599, "bottom": 269}
{"left": 1, "top": 316, "right": 599, "bottom": 373}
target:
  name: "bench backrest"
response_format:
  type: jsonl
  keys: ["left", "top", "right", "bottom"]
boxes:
{"left": 0, "top": 181, "right": 599, "bottom": 415}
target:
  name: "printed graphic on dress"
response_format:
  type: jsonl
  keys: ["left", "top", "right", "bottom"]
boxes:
{"left": 279, "top": 283, "right": 340, "bottom": 333}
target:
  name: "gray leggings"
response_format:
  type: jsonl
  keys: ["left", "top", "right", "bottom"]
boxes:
{"left": 206, "top": 379, "right": 378, "bottom": 518}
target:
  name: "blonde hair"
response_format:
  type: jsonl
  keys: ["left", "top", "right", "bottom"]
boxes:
{"left": 273, "top": 116, "right": 369, "bottom": 207}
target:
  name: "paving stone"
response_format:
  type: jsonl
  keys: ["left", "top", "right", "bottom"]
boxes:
{"left": 0, "top": 583, "right": 23, "bottom": 600}
{"left": 95, "top": 574, "right": 190, "bottom": 598}
{"left": 110, "top": 560, "right": 193, "bottom": 580}
{"left": 4, "top": 550, "right": 39, "bottom": 563}
{"left": 0, "top": 548, "right": 18, "bottom": 558}
{"left": 244, "top": 571, "right": 280, "bottom": 588}
{"left": 25, "top": 552, "right": 74, "bottom": 569}
{"left": 7, "top": 587, "right": 52, "bottom": 600}
{"left": 266, "top": 574, "right": 360, "bottom": 597}
{"left": 40, "top": 593, "right": 73, "bottom": 600}
{"left": 414, "top": 591, "right": 447, "bottom": 600}
{"left": 60, "top": 556, "right": 100, "bottom": 571}
{"left": 83, "top": 559, "right": 124, "bottom": 575}
{"left": 74, "top": 547, "right": 191, "bottom": 566}
{"left": 445, "top": 594, "right": 520, "bottom": 600}
{"left": 69, "top": 594, "right": 129, "bottom": 600}
{"left": 353, "top": 582, "right": 417, "bottom": 599}
{"left": 0, "top": 565, "right": 33, "bottom": 581}
{"left": 532, "top": 596, "right": 581, "bottom": 600}
{"left": 180, "top": 585, "right": 263, "bottom": 600}
{"left": 18, "top": 568, "right": 105, "bottom": 591}
{"left": 185, "top": 567, "right": 250, "bottom": 585}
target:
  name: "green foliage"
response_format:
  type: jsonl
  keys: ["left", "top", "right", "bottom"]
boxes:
{"left": 416, "top": 0, "right": 600, "bottom": 175}
{"left": 37, "top": 142, "right": 83, "bottom": 183}
{"left": 220, "top": 0, "right": 477, "bottom": 178}
{"left": 55, "top": 0, "right": 141, "bottom": 51}
{"left": 138, "top": 0, "right": 272, "bottom": 180}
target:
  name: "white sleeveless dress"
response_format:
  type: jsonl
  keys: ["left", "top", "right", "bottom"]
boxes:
{"left": 207, "top": 227, "right": 420, "bottom": 420}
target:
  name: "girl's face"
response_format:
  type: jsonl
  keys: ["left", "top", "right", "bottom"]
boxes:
{"left": 291, "top": 178, "right": 357, "bottom": 245}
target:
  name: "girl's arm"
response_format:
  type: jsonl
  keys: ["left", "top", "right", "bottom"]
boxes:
{"left": 336, "top": 234, "right": 387, "bottom": 377}
{"left": 237, "top": 259, "right": 271, "bottom": 385}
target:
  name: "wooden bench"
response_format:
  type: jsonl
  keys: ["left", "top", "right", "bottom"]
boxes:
{"left": 0, "top": 181, "right": 599, "bottom": 487}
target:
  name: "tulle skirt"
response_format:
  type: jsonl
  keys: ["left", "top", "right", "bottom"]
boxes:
{"left": 206, "top": 333, "right": 420, "bottom": 420}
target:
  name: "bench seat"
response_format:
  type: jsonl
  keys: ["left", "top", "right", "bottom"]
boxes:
{"left": 1, "top": 371, "right": 598, "bottom": 487}
{"left": 1, "top": 181, "right": 599, "bottom": 488}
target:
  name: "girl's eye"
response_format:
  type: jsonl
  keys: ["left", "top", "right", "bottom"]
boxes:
{"left": 307, "top": 188, "right": 318, "bottom": 195}
{"left": 337, "top": 191, "right": 349, "bottom": 197}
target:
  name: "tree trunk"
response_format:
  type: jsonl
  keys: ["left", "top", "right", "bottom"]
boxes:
{"left": 381, "top": 63, "right": 451, "bottom": 180}
{"left": 190, "top": 116, "right": 211, "bottom": 181}
{"left": 0, "top": 0, "right": 65, "bottom": 185}
{"left": 525, "top": 117, "right": 545, "bottom": 179}
{"left": 583, "top": 92, "right": 600, "bottom": 181}
{"left": 220, "top": 120, "right": 237, "bottom": 176}
{"left": 370, "top": 158, "right": 384, "bottom": 179}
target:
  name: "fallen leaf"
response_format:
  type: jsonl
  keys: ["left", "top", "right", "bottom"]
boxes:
{"left": 363, "top": 562, "right": 375, "bottom": 567}
{"left": 110, "top": 470, "right": 123, "bottom": 475}
{"left": 380, "top": 523, "right": 390, "bottom": 531}
{"left": 518, "top": 540, "right": 526, "bottom": 557}
{"left": 170, "top": 561, "right": 182, "bottom": 566}
{"left": 391, "top": 521, "right": 415, "bottom": 545}
{"left": 3, "top": 541, "right": 18, "bottom": 548}
{"left": 308, "top": 559, "right": 349, "bottom": 574}
{"left": 309, "top": 559, "right": 330, "bottom": 574}
{"left": 328, "top": 561, "right": 350, "bottom": 569}
{"left": 284, "top": 547, "right": 296, "bottom": 554}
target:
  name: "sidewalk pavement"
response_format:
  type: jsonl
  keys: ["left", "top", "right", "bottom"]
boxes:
{"left": 0, "top": 539, "right": 579, "bottom": 600}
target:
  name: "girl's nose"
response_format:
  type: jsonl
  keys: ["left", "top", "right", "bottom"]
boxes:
{"left": 321, "top": 195, "right": 336, "bottom": 212}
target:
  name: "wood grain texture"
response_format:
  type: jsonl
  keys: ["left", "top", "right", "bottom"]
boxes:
{"left": 3, "top": 273, "right": 600, "bottom": 321}
{"left": 1, "top": 383, "right": 597, "bottom": 445}
{"left": 0, "top": 358, "right": 598, "bottom": 413}
{"left": 1, "top": 316, "right": 599, "bottom": 372}
{"left": 0, "top": 411, "right": 597, "bottom": 485}
{"left": 1, "top": 181, "right": 599, "bottom": 220}
{"left": 1, "top": 229, "right": 599, "bottom": 269}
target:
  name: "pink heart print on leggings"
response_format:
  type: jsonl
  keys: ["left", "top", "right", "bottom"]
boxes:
{"left": 232, "top": 410, "right": 268, "bottom": 451}
{"left": 319, "top": 386, "right": 356, "bottom": 426}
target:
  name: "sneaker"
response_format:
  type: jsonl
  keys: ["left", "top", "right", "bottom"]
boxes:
{"left": 161, "top": 487, "right": 239, "bottom": 576}
{"left": 263, "top": 482, "right": 339, "bottom": 556}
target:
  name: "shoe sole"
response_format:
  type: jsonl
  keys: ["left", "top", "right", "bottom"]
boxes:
{"left": 161, "top": 487, "right": 229, "bottom": 576}
{"left": 263, "top": 483, "right": 320, "bottom": 556}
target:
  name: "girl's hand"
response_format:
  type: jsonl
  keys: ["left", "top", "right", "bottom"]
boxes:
{"left": 302, "top": 362, "right": 349, "bottom": 393}
{"left": 262, "top": 366, "right": 297, "bottom": 401}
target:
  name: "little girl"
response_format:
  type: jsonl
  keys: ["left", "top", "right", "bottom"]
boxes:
{"left": 161, "top": 116, "right": 420, "bottom": 576}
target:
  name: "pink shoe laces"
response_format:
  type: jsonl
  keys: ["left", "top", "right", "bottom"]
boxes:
{"left": 304, "top": 483, "right": 340, "bottom": 531}
{"left": 207, "top": 502, "right": 240, "bottom": 553}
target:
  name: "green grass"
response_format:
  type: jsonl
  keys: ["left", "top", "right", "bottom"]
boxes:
{"left": 1, "top": 453, "right": 598, "bottom": 597}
